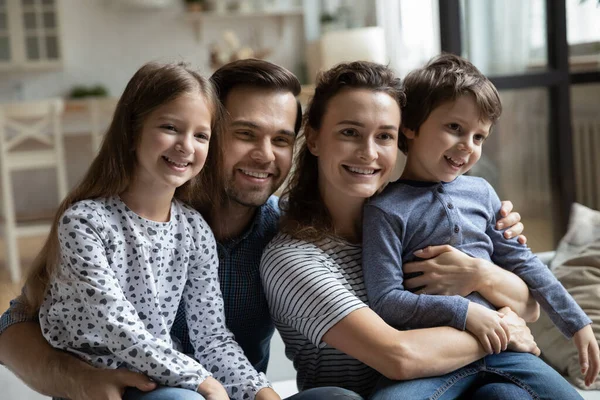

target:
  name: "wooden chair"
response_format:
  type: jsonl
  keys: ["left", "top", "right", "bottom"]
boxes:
{"left": 87, "top": 97, "right": 119, "bottom": 154}
{"left": 0, "top": 98, "right": 67, "bottom": 283}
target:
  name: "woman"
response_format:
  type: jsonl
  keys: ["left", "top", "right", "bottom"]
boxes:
{"left": 260, "top": 61, "right": 565, "bottom": 399}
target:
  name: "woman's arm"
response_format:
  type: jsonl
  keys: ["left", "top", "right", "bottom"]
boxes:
{"left": 403, "top": 245, "right": 540, "bottom": 322}
{"left": 322, "top": 306, "right": 539, "bottom": 381}
{"left": 0, "top": 322, "right": 155, "bottom": 400}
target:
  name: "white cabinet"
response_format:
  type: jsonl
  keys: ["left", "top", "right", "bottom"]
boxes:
{"left": 0, "top": 0, "right": 62, "bottom": 71}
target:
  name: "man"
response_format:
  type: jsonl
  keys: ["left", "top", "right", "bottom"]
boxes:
{"left": 0, "top": 59, "right": 524, "bottom": 400}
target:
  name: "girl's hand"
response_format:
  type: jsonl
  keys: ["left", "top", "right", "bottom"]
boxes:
{"left": 256, "top": 387, "right": 282, "bottom": 400}
{"left": 499, "top": 307, "right": 541, "bottom": 356}
{"left": 465, "top": 302, "right": 510, "bottom": 354}
{"left": 498, "top": 200, "right": 527, "bottom": 244}
{"left": 404, "top": 245, "right": 481, "bottom": 297}
{"left": 197, "top": 376, "right": 229, "bottom": 400}
{"left": 573, "top": 325, "right": 600, "bottom": 386}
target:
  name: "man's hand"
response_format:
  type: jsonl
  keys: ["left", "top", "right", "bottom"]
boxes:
{"left": 69, "top": 368, "right": 156, "bottom": 400}
{"left": 573, "top": 324, "right": 600, "bottom": 387}
{"left": 499, "top": 306, "right": 541, "bottom": 356}
{"left": 498, "top": 200, "right": 527, "bottom": 244}
{"left": 465, "top": 302, "right": 510, "bottom": 354}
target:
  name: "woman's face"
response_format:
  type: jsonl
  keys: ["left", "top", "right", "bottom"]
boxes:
{"left": 307, "top": 88, "right": 400, "bottom": 208}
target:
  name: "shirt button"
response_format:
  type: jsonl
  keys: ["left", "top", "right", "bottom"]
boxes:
{"left": 437, "top": 187, "right": 444, "bottom": 193}
{"left": 454, "top": 225, "right": 460, "bottom": 233}
{"left": 447, "top": 203, "right": 454, "bottom": 209}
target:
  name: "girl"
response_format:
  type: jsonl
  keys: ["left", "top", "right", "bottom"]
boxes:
{"left": 23, "top": 62, "right": 275, "bottom": 400}
{"left": 260, "top": 61, "right": 552, "bottom": 399}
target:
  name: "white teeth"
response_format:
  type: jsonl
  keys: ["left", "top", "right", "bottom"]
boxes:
{"left": 347, "top": 166, "right": 376, "bottom": 175}
{"left": 164, "top": 157, "right": 189, "bottom": 168}
{"left": 444, "top": 156, "right": 465, "bottom": 167}
{"left": 241, "top": 170, "right": 269, "bottom": 178}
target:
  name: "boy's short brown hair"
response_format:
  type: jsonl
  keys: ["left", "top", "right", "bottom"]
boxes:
{"left": 399, "top": 53, "right": 502, "bottom": 154}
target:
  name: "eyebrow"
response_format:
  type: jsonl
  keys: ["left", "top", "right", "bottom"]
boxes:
{"left": 337, "top": 120, "right": 398, "bottom": 131}
{"left": 230, "top": 120, "right": 295, "bottom": 137}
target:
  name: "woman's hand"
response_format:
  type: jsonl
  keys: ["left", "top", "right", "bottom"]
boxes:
{"left": 498, "top": 200, "right": 527, "bottom": 244}
{"left": 499, "top": 307, "right": 541, "bottom": 356}
{"left": 404, "top": 245, "right": 481, "bottom": 297}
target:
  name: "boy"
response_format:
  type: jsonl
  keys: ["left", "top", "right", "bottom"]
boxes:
{"left": 362, "top": 54, "right": 599, "bottom": 394}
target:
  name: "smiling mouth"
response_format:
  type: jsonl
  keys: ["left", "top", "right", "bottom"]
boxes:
{"left": 343, "top": 166, "right": 379, "bottom": 175}
{"left": 444, "top": 156, "right": 465, "bottom": 168}
{"left": 163, "top": 156, "right": 190, "bottom": 168}
{"left": 239, "top": 169, "right": 271, "bottom": 179}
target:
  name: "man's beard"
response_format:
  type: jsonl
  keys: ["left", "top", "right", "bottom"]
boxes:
{"left": 223, "top": 179, "right": 276, "bottom": 208}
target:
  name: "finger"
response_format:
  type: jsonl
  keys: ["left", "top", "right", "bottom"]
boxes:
{"left": 503, "top": 223, "right": 524, "bottom": 240}
{"left": 403, "top": 261, "right": 429, "bottom": 274}
{"left": 579, "top": 345, "right": 589, "bottom": 376}
{"left": 403, "top": 275, "right": 430, "bottom": 290}
{"left": 481, "top": 335, "right": 493, "bottom": 355}
{"left": 499, "top": 200, "right": 513, "bottom": 218}
{"left": 490, "top": 332, "right": 502, "bottom": 354}
{"left": 533, "top": 344, "right": 541, "bottom": 357}
{"left": 517, "top": 234, "right": 528, "bottom": 245}
{"left": 116, "top": 370, "right": 156, "bottom": 392}
{"left": 586, "top": 343, "right": 600, "bottom": 386}
{"left": 413, "top": 245, "right": 453, "bottom": 260}
{"left": 500, "top": 319, "right": 511, "bottom": 350}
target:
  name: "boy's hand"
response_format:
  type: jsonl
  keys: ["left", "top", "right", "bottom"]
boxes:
{"left": 197, "top": 376, "right": 229, "bottom": 400}
{"left": 573, "top": 324, "right": 600, "bottom": 386}
{"left": 466, "top": 302, "right": 510, "bottom": 354}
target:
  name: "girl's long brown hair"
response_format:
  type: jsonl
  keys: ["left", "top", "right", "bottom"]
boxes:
{"left": 280, "top": 61, "right": 406, "bottom": 242}
{"left": 21, "top": 62, "right": 224, "bottom": 314}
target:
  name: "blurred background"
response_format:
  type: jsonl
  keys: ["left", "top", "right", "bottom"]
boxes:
{"left": 0, "top": 0, "right": 598, "bottom": 298}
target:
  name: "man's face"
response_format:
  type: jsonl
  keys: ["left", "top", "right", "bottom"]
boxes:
{"left": 222, "top": 86, "right": 298, "bottom": 208}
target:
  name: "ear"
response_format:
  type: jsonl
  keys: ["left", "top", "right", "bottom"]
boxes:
{"left": 402, "top": 127, "right": 417, "bottom": 140}
{"left": 305, "top": 126, "right": 320, "bottom": 156}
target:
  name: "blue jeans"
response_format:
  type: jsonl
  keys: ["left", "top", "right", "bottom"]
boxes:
{"left": 370, "top": 351, "right": 582, "bottom": 400}
{"left": 123, "top": 386, "right": 204, "bottom": 400}
{"left": 286, "top": 386, "right": 364, "bottom": 399}
{"left": 123, "top": 385, "right": 362, "bottom": 400}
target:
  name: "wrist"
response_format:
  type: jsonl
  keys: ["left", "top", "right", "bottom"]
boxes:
{"left": 472, "top": 258, "right": 493, "bottom": 294}
{"left": 256, "top": 387, "right": 281, "bottom": 400}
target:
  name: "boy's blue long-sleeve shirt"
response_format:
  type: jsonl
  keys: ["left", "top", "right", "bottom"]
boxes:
{"left": 362, "top": 175, "right": 591, "bottom": 337}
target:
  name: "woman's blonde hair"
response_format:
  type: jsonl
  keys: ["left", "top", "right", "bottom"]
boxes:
{"left": 21, "top": 61, "right": 224, "bottom": 314}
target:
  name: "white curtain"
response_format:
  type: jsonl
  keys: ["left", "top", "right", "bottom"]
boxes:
{"left": 375, "top": 0, "right": 440, "bottom": 78}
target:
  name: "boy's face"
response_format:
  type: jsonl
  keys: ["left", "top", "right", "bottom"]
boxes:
{"left": 401, "top": 94, "right": 492, "bottom": 183}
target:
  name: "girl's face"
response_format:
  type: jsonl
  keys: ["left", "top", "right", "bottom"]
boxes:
{"left": 307, "top": 88, "right": 400, "bottom": 208}
{"left": 133, "top": 93, "right": 212, "bottom": 194}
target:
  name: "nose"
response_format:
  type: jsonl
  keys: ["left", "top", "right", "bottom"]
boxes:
{"left": 176, "top": 133, "right": 195, "bottom": 155}
{"left": 250, "top": 138, "right": 276, "bottom": 163}
{"left": 457, "top": 137, "right": 474, "bottom": 153}
{"left": 357, "top": 138, "right": 377, "bottom": 161}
